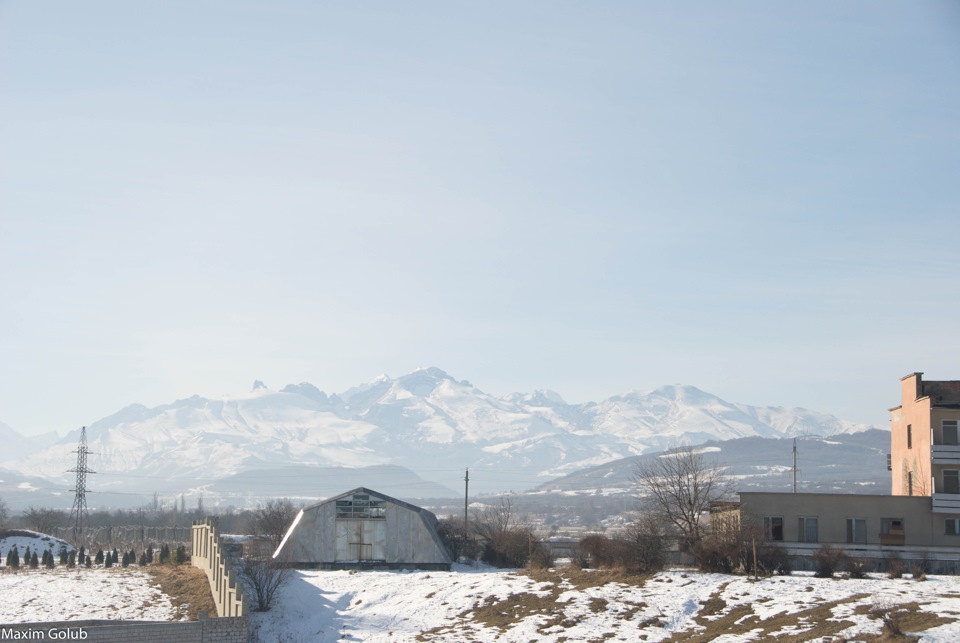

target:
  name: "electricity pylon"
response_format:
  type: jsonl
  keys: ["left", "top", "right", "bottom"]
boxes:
{"left": 68, "top": 426, "right": 95, "bottom": 541}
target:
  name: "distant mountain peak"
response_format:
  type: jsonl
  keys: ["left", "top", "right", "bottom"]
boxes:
{"left": 507, "top": 389, "right": 568, "bottom": 407}
{"left": 409, "top": 366, "right": 452, "bottom": 379}
{"left": 252, "top": 380, "right": 268, "bottom": 391}
{"left": 396, "top": 367, "right": 457, "bottom": 396}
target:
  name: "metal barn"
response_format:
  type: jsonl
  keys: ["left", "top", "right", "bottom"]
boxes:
{"left": 272, "top": 487, "right": 452, "bottom": 570}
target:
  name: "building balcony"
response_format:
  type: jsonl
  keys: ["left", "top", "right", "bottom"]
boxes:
{"left": 932, "top": 444, "right": 960, "bottom": 465}
{"left": 878, "top": 533, "right": 905, "bottom": 546}
{"left": 932, "top": 492, "right": 960, "bottom": 514}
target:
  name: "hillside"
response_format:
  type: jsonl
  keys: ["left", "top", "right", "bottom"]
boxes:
{"left": 536, "top": 429, "right": 891, "bottom": 496}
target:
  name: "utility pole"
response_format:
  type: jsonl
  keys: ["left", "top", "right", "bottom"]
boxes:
{"left": 464, "top": 468, "right": 469, "bottom": 532}
{"left": 68, "top": 426, "right": 95, "bottom": 543}
{"left": 792, "top": 439, "right": 799, "bottom": 493}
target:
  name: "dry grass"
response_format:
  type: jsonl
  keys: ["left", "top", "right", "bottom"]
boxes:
{"left": 662, "top": 589, "right": 872, "bottom": 642}
{"left": 146, "top": 564, "right": 217, "bottom": 621}
{"left": 471, "top": 589, "right": 565, "bottom": 632}
{"left": 522, "top": 565, "right": 649, "bottom": 590}
{"left": 853, "top": 601, "right": 956, "bottom": 641}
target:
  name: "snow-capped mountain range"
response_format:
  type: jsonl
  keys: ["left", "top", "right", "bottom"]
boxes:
{"left": 0, "top": 367, "right": 881, "bottom": 505}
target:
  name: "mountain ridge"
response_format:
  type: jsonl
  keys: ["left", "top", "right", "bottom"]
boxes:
{"left": 0, "top": 367, "right": 884, "bottom": 501}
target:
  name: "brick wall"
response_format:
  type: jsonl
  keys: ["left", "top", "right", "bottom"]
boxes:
{"left": 0, "top": 614, "right": 247, "bottom": 643}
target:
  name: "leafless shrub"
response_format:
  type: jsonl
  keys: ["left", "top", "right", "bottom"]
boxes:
{"left": 527, "top": 542, "right": 553, "bottom": 570}
{"left": 471, "top": 496, "right": 549, "bottom": 568}
{"left": 911, "top": 551, "right": 930, "bottom": 580}
{"left": 692, "top": 535, "right": 738, "bottom": 574}
{"left": 757, "top": 543, "right": 791, "bottom": 576}
{"left": 845, "top": 558, "right": 868, "bottom": 579}
{"left": 238, "top": 540, "right": 292, "bottom": 612}
{"left": 579, "top": 535, "right": 630, "bottom": 569}
{"left": 436, "top": 517, "right": 481, "bottom": 562}
{"left": 870, "top": 599, "right": 907, "bottom": 636}
{"left": 885, "top": 553, "right": 904, "bottom": 579}
{"left": 624, "top": 512, "right": 669, "bottom": 573}
{"left": 579, "top": 516, "right": 666, "bottom": 574}
{"left": 812, "top": 544, "right": 848, "bottom": 578}
{"left": 692, "top": 522, "right": 788, "bottom": 576}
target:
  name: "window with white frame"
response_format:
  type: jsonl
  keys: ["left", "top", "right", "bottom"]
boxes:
{"left": 846, "top": 518, "right": 867, "bottom": 544}
{"left": 944, "top": 419, "right": 959, "bottom": 446}
{"left": 798, "top": 516, "right": 818, "bottom": 543}
{"left": 946, "top": 519, "right": 960, "bottom": 536}
{"left": 335, "top": 493, "right": 387, "bottom": 519}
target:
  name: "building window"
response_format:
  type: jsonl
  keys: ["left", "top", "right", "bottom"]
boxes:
{"left": 908, "top": 472, "right": 914, "bottom": 496}
{"left": 907, "top": 424, "right": 912, "bottom": 449}
{"left": 945, "top": 470, "right": 960, "bottom": 495}
{"left": 946, "top": 519, "right": 960, "bottom": 536}
{"left": 763, "top": 516, "right": 784, "bottom": 541}
{"left": 846, "top": 518, "right": 867, "bottom": 545}
{"left": 880, "top": 518, "right": 904, "bottom": 545}
{"left": 335, "top": 493, "right": 387, "bottom": 519}
{"left": 944, "top": 420, "right": 959, "bottom": 446}
{"left": 798, "top": 516, "right": 818, "bottom": 543}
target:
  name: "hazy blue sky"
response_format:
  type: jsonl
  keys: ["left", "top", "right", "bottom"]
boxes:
{"left": 2, "top": 2, "right": 958, "bottom": 436}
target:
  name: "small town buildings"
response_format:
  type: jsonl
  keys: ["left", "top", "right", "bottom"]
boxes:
{"left": 272, "top": 487, "right": 452, "bottom": 570}
{"left": 730, "top": 373, "right": 960, "bottom": 571}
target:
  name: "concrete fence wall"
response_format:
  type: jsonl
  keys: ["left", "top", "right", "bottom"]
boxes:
{"left": 0, "top": 615, "right": 246, "bottom": 643}
{"left": 191, "top": 518, "right": 248, "bottom": 619}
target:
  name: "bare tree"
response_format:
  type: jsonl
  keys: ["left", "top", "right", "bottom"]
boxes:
{"left": 23, "top": 506, "right": 67, "bottom": 534}
{"left": 251, "top": 499, "right": 299, "bottom": 548}
{"left": 436, "top": 516, "right": 481, "bottom": 562}
{"left": 470, "top": 495, "right": 517, "bottom": 543}
{"left": 633, "top": 446, "right": 731, "bottom": 546}
{"left": 0, "top": 496, "right": 9, "bottom": 530}
{"left": 239, "top": 540, "right": 292, "bottom": 612}
{"left": 470, "top": 495, "right": 547, "bottom": 568}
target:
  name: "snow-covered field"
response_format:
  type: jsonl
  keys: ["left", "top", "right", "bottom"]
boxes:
{"left": 0, "top": 567, "right": 178, "bottom": 623}
{"left": 3, "top": 562, "right": 960, "bottom": 641}
{"left": 252, "top": 565, "right": 960, "bottom": 642}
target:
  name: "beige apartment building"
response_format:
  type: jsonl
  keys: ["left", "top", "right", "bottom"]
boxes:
{"left": 890, "top": 373, "right": 960, "bottom": 510}
{"left": 734, "top": 373, "right": 960, "bottom": 566}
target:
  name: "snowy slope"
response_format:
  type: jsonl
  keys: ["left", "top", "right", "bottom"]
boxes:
{"left": 2, "top": 368, "right": 882, "bottom": 499}
{"left": 0, "top": 529, "right": 75, "bottom": 561}
{"left": 249, "top": 566, "right": 960, "bottom": 642}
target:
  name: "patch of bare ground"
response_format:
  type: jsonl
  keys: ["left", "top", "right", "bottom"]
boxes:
{"left": 851, "top": 601, "right": 957, "bottom": 641}
{"left": 417, "top": 568, "right": 650, "bottom": 641}
{"left": 663, "top": 590, "right": 872, "bottom": 642}
{"left": 146, "top": 564, "right": 217, "bottom": 621}
{"left": 522, "top": 565, "right": 650, "bottom": 590}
